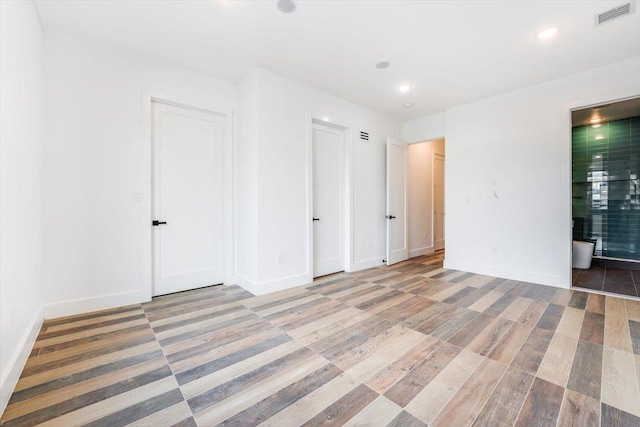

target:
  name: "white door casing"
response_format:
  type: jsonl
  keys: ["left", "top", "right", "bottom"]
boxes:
{"left": 386, "top": 137, "right": 409, "bottom": 265}
{"left": 312, "top": 122, "right": 345, "bottom": 277}
{"left": 152, "top": 101, "right": 225, "bottom": 296}
{"left": 434, "top": 153, "right": 445, "bottom": 250}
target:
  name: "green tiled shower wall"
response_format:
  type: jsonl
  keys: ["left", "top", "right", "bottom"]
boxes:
{"left": 572, "top": 116, "right": 640, "bottom": 260}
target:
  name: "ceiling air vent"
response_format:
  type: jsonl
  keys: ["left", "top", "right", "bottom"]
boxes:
{"left": 360, "top": 131, "right": 370, "bottom": 141}
{"left": 596, "top": 3, "right": 633, "bottom": 25}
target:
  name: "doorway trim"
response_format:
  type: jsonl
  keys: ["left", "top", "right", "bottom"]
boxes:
{"left": 141, "top": 89, "right": 234, "bottom": 302}
{"left": 306, "top": 113, "right": 353, "bottom": 279}
{"left": 433, "top": 152, "right": 446, "bottom": 251}
{"left": 404, "top": 138, "right": 446, "bottom": 260}
{"left": 564, "top": 91, "right": 640, "bottom": 289}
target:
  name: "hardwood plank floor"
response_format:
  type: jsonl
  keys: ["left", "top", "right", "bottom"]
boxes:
{"left": 3, "top": 251, "right": 640, "bottom": 426}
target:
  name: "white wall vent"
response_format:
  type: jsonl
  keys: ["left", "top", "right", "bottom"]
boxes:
{"left": 596, "top": 3, "right": 633, "bottom": 25}
{"left": 360, "top": 131, "right": 370, "bottom": 141}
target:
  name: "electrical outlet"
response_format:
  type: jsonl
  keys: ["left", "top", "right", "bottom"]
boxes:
{"left": 492, "top": 247, "right": 498, "bottom": 255}
{"left": 423, "top": 233, "right": 427, "bottom": 239}
{"left": 276, "top": 253, "right": 283, "bottom": 263}
{"left": 368, "top": 240, "right": 372, "bottom": 248}
{"left": 133, "top": 192, "right": 142, "bottom": 202}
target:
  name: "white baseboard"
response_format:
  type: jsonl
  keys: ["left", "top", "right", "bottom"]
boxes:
{"left": 349, "top": 257, "right": 385, "bottom": 272}
{"left": 443, "top": 259, "right": 569, "bottom": 289}
{"left": 409, "top": 246, "right": 434, "bottom": 258}
{"left": 1, "top": 306, "right": 43, "bottom": 415}
{"left": 235, "top": 273, "right": 313, "bottom": 296}
{"left": 43, "top": 290, "right": 142, "bottom": 319}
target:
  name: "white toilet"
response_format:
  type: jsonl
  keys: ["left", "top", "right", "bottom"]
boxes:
{"left": 572, "top": 241, "right": 595, "bottom": 269}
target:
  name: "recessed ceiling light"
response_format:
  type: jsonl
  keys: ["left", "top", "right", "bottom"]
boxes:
{"left": 589, "top": 117, "right": 602, "bottom": 123}
{"left": 277, "top": 0, "right": 296, "bottom": 13}
{"left": 322, "top": 116, "right": 331, "bottom": 122}
{"left": 398, "top": 84, "right": 411, "bottom": 93}
{"left": 592, "top": 124, "right": 601, "bottom": 128}
{"left": 537, "top": 27, "right": 558, "bottom": 40}
{"left": 404, "top": 103, "right": 413, "bottom": 108}
{"left": 376, "top": 61, "right": 390, "bottom": 69}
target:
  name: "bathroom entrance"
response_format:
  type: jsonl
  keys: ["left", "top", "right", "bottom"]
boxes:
{"left": 571, "top": 96, "right": 640, "bottom": 297}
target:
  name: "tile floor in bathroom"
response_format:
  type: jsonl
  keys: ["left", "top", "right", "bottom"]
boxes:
{"left": 573, "top": 265, "right": 640, "bottom": 297}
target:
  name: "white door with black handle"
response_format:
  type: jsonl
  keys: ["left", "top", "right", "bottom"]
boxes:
{"left": 152, "top": 101, "right": 224, "bottom": 296}
{"left": 312, "top": 122, "right": 345, "bottom": 278}
{"left": 386, "top": 137, "right": 409, "bottom": 265}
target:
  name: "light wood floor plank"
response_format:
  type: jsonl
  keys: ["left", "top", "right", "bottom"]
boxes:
{"left": 537, "top": 333, "right": 579, "bottom": 388}
{"left": 500, "top": 297, "right": 535, "bottom": 322}
{"left": 431, "top": 357, "right": 507, "bottom": 427}
{"left": 602, "top": 346, "right": 640, "bottom": 417}
{"left": 604, "top": 296, "right": 633, "bottom": 352}
{"left": 404, "top": 349, "right": 484, "bottom": 424}
{"left": 468, "top": 290, "right": 504, "bottom": 312}
{"left": 342, "top": 396, "right": 402, "bottom": 427}
{"left": 555, "top": 307, "right": 586, "bottom": 339}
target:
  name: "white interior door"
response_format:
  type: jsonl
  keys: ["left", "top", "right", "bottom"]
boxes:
{"left": 152, "top": 102, "right": 224, "bottom": 296}
{"left": 312, "top": 122, "right": 344, "bottom": 278}
{"left": 434, "top": 153, "right": 445, "bottom": 250}
{"left": 386, "top": 137, "right": 409, "bottom": 265}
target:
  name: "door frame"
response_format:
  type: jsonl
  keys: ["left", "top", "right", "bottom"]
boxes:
{"left": 433, "top": 152, "right": 445, "bottom": 250}
{"left": 141, "top": 89, "right": 234, "bottom": 301}
{"left": 564, "top": 91, "right": 640, "bottom": 289}
{"left": 306, "top": 114, "right": 353, "bottom": 278}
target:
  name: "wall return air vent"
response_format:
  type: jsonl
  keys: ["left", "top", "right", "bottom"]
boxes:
{"left": 360, "top": 131, "right": 370, "bottom": 141}
{"left": 596, "top": 2, "right": 633, "bottom": 25}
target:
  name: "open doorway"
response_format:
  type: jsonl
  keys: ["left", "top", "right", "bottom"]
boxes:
{"left": 385, "top": 137, "right": 446, "bottom": 266}
{"left": 408, "top": 139, "right": 445, "bottom": 258}
{"left": 571, "top": 97, "right": 640, "bottom": 297}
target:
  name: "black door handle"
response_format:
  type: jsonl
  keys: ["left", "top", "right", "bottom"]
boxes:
{"left": 385, "top": 215, "right": 396, "bottom": 220}
{"left": 313, "top": 217, "right": 320, "bottom": 221}
{"left": 152, "top": 220, "right": 167, "bottom": 226}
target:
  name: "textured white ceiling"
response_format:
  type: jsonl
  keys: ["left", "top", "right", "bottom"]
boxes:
{"left": 36, "top": 0, "right": 640, "bottom": 120}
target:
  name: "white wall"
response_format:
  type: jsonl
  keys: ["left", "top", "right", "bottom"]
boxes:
{"left": 443, "top": 57, "right": 640, "bottom": 288}
{"left": 408, "top": 139, "right": 445, "bottom": 257}
{"left": 403, "top": 112, "right": 445, "bottom": 143}
{"left": 236, "top": 69, "right": 402, "bottom": 294}
{"left": 235, "top": 71, "right": 260, "bottom": 284}
{"left": 41, "top": 33, "right": 238, "bottom": 317}
{"left": 0, "top": 0, "right": 44, "bottom": 414}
